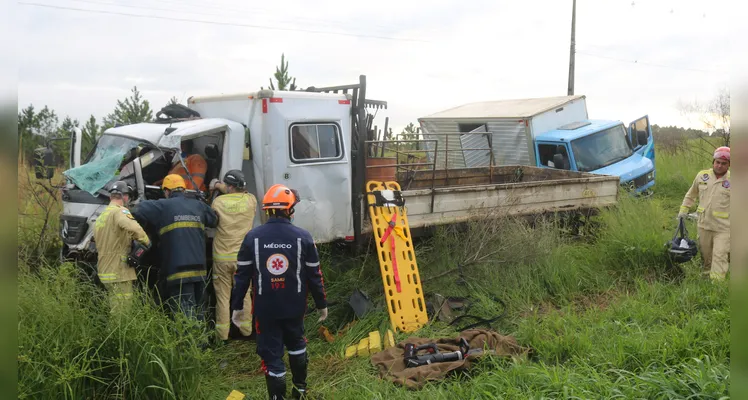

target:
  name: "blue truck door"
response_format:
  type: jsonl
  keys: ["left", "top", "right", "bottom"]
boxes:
{"left": 628, "top": 115, "right": 655, "bottom": 163}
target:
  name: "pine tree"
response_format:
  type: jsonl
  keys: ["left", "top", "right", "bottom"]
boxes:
{"left": 102, "top": 86, "right": 153, "bottom": 129}
{"left": 81, "top": 115, "right": 101, "bottom": 157}
{"left": 265, "top": 53, "right": 299, "bottom": 91}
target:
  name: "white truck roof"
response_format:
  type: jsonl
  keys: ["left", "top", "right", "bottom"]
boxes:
{"left": 188, "top": 89, "right": 349, "bottom": 104}
{"left": 103, "top": 118, "right": 234, "bottom": 148}
{"left": 421, "top": 95, "right": 586, "bottom": 119}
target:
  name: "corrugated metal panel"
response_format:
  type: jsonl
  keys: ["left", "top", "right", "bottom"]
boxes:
{"left": 460, "top": 125, "right": 492, "bottom": 167}
{"left": 485, "top": 120, "right": 530, "bottom": 165}
{"left": 420, "top": 120, "right": 466, "bottom": 169}
{"left": 421, "top": 118, "right": 530, "bottom": 168}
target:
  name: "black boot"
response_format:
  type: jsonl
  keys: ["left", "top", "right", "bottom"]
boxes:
{"left": 289, "top": 352, "right": 308, "bottom": 399}
{"left": 265, "top": 374, "right": 287, "bottom": 400}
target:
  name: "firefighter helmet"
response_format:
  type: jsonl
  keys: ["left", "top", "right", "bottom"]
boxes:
{"left": 262, "top": 184, "right": 299, "bottom": 211}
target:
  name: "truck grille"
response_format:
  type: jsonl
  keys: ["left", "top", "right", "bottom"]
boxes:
{"left": 60, "top": 215, "right": 89, "bottom": 245}
{"left": 633, "top": 174, "right": 649, "bottom": 188}
{"left": 621, "top": 173, "right": 651, "bottom": 192}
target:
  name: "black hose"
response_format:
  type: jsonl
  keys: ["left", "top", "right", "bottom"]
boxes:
{"left": 447, "top": 294, "right": 507, "bottom": 332}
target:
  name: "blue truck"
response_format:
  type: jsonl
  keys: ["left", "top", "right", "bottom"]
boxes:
{"left": 419, "top": 95, "right": 656, "bottom": 194}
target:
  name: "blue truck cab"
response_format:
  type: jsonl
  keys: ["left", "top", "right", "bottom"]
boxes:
{"left": 534, "top": 116, "right": 656, "bottom": 194}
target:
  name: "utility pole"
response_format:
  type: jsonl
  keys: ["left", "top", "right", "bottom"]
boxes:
{"left": 567, "top": 0, "right": 576, "bottom": 96}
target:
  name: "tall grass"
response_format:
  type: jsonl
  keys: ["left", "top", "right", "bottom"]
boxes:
{"left": 18, "top": 262, "right": 215, "bottom": 399}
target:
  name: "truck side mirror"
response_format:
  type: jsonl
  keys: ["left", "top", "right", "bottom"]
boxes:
{"left": 33, "top": 147, "right": 56, "bottom": 179}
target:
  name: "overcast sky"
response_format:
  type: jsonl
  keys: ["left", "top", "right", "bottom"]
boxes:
{"left": 16, "top": 0, "right": 733, "bottom": 134}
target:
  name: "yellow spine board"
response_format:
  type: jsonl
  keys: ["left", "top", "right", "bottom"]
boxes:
{"left": 366, "top": 180, "right": 428, "bottom": 333}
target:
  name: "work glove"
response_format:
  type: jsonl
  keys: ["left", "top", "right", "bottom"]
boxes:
{"left": 231, "top": 310, "right": 243, "bottom": 327}
{"left": 317, "top": 307, "right": 328, "bottom": 322}
{"left": 209, "top": 178, "right": 220, "bottom": 191}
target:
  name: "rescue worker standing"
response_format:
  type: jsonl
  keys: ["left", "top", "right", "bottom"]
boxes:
{"left": 93, "top": 181, "right": 151, "bottom": 312}
{"left": 208, "top": 170, "right": 257, "bottom": 342}
{"left": 132, "top": 174, "right": 218, "bottom": 320}
{"left": 232, "top": 184, "right": 328, "bottom": 400}
{"left": 679, "top": 146, "right": 731, "bottom": 280}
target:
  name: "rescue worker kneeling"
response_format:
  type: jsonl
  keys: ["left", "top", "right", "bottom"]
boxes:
{"left": 93, "top": 181, "right": 151, "bottom": 313}
{"left": 209, "top": 170, "right": 257, "bottom": 341}
{"left": 132, "top": 174, "right": 218, "bottom": 320}
{"left": 232, "top": 184, "right": 328, "bottom": 400}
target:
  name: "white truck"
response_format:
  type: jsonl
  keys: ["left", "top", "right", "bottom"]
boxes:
{"left": 51, "top": 76, "right": 620, "bottom": 269}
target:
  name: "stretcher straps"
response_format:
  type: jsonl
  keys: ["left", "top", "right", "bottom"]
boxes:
{"left": 380, "top": 211, "right": 402, "bottom": 293}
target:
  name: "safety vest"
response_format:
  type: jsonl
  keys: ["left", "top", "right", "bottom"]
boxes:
{"left": 211, "top": 192, "right": 257, "bottom": 262}
{"left": 680, "top": 169, "right": 730, "bottom": 232}
{"left": 169, "top": 154, "right": 207, "bottom": 192}
{"left": 93, "top": 204, "right": 150, "bottom": 284}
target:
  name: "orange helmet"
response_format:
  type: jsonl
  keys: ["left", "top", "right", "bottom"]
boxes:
{"left": 262, "top": 184, "right": 299, "bottom": 211}
{"left": 162, "top": 174, "right": 186, "bottom": 190}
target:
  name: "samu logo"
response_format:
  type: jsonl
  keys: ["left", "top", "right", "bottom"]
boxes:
{"left": 266, "top": 254, "right": 289, "bottom": 276}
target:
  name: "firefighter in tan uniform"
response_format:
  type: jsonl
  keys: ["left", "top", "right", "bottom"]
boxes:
{"left": 93, "top": 181, "right": 151, "bottom": 312}
{"left": 679, "top": 146, "right": 731, "bottom": 280}
{"left": 209, "top": 170, "right": 257, "bottom": 341}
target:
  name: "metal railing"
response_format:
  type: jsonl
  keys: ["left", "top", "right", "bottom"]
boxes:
{"left": 364, "top": 132, "right": 499, "bottom": 213}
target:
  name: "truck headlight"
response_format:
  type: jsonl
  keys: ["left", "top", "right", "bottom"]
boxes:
{"left": 647, "top": 171, "right": 655, "bottom": 182}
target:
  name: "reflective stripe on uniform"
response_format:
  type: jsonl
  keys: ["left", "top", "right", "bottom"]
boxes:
{"left": 213, "top": 252, "right": 238, "bottom": 262}
{"left": 297, "top": 238, "right": 302, "bottom": 293}
{"left": 237, "top": 260, "right": 253, "bottom": 266}
{"left": 288, "top": 348, "right": 306, "bottom": 355}
{"left": 697, "top": 206, "right": 705, "bottom": 213}
{"left": 166, "top": 270, "right": 205, "bottom": 281}
{"left": 679, "top": 206, "right": 689, "bottom": 213}
{"left": 713, "top": 211, "right": 729, "bottom": 219}
{"left": 99, "top": 273, "right": 117, "bottom": 282}
{"left": 215, "top": 323, "right": 230, "bottom": 329}
{"left": 254, "top": 238, "right": 262, "bottom": 295}
{"left": 306, "top": 261, "right": 319, "bottom": 267}
{"left": 159, "top": 221, "right": 205, "bottom": 236}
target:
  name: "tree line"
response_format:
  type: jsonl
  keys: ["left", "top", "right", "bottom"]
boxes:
{"left": 18, "top": 53, "right": 728, "bottom": 169}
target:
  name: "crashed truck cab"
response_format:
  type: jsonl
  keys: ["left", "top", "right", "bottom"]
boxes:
{"left": 59, "top": 117, "right": 248, "bottom": 266}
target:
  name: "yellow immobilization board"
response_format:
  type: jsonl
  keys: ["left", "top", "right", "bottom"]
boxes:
{"left": 366, "top": 180, "right": 428, "bottom": 333}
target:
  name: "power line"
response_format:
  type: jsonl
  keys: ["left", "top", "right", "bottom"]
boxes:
{"left": 575, "top": 50, "right": 726, "bottom": 74}
{"left": 18, "top": 1, "right": 430, "bottom": 43}
{"left": 70, "top": 0, "right": 401, "bottom": 35}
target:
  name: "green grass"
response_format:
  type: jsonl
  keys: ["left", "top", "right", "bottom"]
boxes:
{"left": 18, "top": 263, "right": 215, "bottom": 399}
{"left": 17, "top": 138, "right": 730, "bottom": 399}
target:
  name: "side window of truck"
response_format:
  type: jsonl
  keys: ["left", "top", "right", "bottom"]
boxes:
{"left": 290, "top": 123, "right": 343, "bottom": 163}
{"left": 538, "top": 144, "right": 570, "bottom": 170}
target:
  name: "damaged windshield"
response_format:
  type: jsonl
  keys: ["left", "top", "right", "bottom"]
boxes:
{"left": 571, "top": 124, "right": 633, "bottom": 172}
{"left": 64, "top": 135, "right": 145, "bottom": 195}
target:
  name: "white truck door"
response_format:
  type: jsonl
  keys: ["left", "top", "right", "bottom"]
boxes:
{"left": 263, "top": 96, "right": 354, "bottom": 243}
